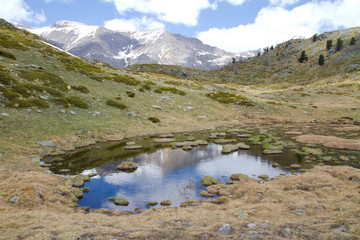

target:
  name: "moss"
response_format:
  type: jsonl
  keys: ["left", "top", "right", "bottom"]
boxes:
{"left": 11, "top": 84, "right": 63, "bottom": 97}
{"left": 29, "top": 99, "right": 50, "bottom": 109}
{"left": 206, "top": 91, "right": 256, "bottom": 106}
{"left": 117, "top": 161, "right": 138, "bottom": 171}
{"left": 108, "top": 197, "right": 129, "bottom": 206}
{"left": 0, "top": 50, "right": 16, "bottom": 60}
{"left": 71, "top": 85, "right": 90, "bottom": 94}
{"left": 82, "top": 187, "right": 90, "bottom": 193}
{"left": 145, "top": 80, "right": 156, "bottom": 85}
{"left": 106, "top": 99, "right": 127, "bottom": 110}
{"left": 148, "top": 117, "right": 160, "bottom": 123}
{"left": 19, "top": 69, "right": 69, "bottom": 92}
{"left": 139, "top": 87, "right": 145, "bottom": 92}
{"left": 5, "top": 99, "right": 32, "bottom": 108}
{"left": 180, "top": 199, "right": 198, "bottom": 207}
{"left": 142, "top": 84, "right": 151, "bottom": 90}
{"left": 126, "top": 91, "right": 135, "bottom": 98}
{"left": 211, "top": 196, "right": 229, "bottom": 204}
{"left": 112, "top": 74, "right": 141, "bottom": 86}
{"left": 0, "top": 86, "right": 9, "bottom": 93}
{"left": 154, "top": 88, "right": 163, "bottom": 94}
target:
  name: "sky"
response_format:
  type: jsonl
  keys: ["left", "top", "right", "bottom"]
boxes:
{"left": 0, "top": 0, "right": 359, "bottom": 52}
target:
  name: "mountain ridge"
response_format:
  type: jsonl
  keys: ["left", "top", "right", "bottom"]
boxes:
{"left": 18, "top": 20, "right": 257, "bottom": 70}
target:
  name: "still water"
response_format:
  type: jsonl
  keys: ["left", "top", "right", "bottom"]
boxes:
{"left": 43, "top": 125, "right": 360, "bottom": 211}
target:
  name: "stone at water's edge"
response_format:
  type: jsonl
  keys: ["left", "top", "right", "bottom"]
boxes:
{"left": 124, "top": 145, "right": 143, "bottom": 150}
{"left": 201, "top": 176, "right": 219, "bottom": 186}
{"left": 38, "top": 141, "right": 56, "bottom": 148}
{"left": 117, "top": 161, "right": 138, "bottom": 171}
{"left": 108, "top": 197, "right": 129, "bottom": 206}
{"left": 218, "top": 224, "right": 232, "bottom": 235}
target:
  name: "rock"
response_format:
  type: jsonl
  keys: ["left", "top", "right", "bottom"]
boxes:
{"left": 1, "top": 113, "right": 10, "bottom": 117}
{"left": 238, "top": 210, "right": 248, "bottom": 218}
{"left": 272, "top": 162, "right": 279, "bottom": 167}
{"left": 127, "top": 111, "right": 136, "bottom": 117}
{"left": 152, "top": 105, "right": 162, "bottom": 110}
{"left": 59, "top": 169, "right": 70, "bottom": 173}
{"left": 237, "top": 142, "right": 250, "bottom": 150}
{"left": 69, "top": 110, "right": 76, "bottom": 115}
{"left": 124, "top": 145, "right": 143, "bottom": 150}
{"left": 36, "top": 110, "right": 42, "bottom": 113}
{"left": 153, "top": 138, "right": 176, "bottom": 143}
{"left": 283, "top": 228, "right": 291, "bottom": 238}
{"left": 218, "top": 224, "right": 232, "bottom": 235}
{"left": 195, "top": 140, "right": 208, "bottom": 146}
{"left": 180, "top": 199, "right": 199, "bottom": 207}
{"left": 263, "top": 149, "right": 283, "bottom": 155}
{"left": 126, "top": 141, "right": 136, "bottom": 145}
{"left": 160, "top": 200, "right": 171, "bottom": 206}
{"left": 258, "top": 174, "right": 269, "bottom": 180}
{"left": 138, "top": 121, "right": 142, "bottom": 125}
{"left": 214, "top": 139, "right": 237, "bottom": 144}
{"left": 247, "top": 223, "right": 257, "bottom": 228}
{"left": 31, "top": 157, "right": 40, "bottom": 163}
{"left": 285, "top": 131, "right": 302, "bottom": 135}
{"left": 182, "top": 145, "right": 193, "bottom": 151}
{"left": 108, "top": 197, "right": 129, "bottom": 206}
{"left": 187, "top": 136, "right": 196, "bottom": 141}
{"left": 292, "top": 209, "right": 306, "bottom": 215}
{"left": 117, "top": 161, "right": 138, "bottom": 171}
{"left": 230, "top": 173, "right": 251, "bottom": 181}
{"left": 158, "top": 134, "right": 175, "bottom": 138}
{"left": 60, "top": 110, "right": 66, "bottom": 113}
{"left": 38, "top": 141, "right": 56, "bottom": 148}
{"left": 211, "top": 196, "right": 228, "bottom": 204}
{"left": 221, "top": 144, "right": 239, "bottom": 154}
{"left": 10, "top": 196, "right": 19, "bottom": 203}
{"left": 201, "top": 176, "right": 219, "bottom": 186}
{"left": 340, "top": 156, "right": 350, "bottom": 161}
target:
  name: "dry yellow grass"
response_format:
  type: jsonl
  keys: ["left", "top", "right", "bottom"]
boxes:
{"left": 295, "top": 134, "right": 360, "bottom": 150}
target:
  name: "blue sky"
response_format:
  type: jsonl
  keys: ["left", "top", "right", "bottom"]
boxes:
{"left": 1, "top": 0, "right": 359, "bottom": 52}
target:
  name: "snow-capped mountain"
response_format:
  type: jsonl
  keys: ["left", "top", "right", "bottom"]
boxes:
{"left": 19, "top": 21, "right": 256, "bottom": 70}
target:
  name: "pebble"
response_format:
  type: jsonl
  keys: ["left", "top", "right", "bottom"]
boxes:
{"left": 69, "top": 110, "right": 76, "bottom": 115}
{"left": 10, "top": 196, "right": 19, "bottom": 203}
{"left": 247, "top": 223, "right": 257, "bottom": 228}
{"left": 1, "top": 113, "right": 10, "bottom": 116}
{"left": 152, "top": 105, "right": 162, "bottom": 110}
{"left": 283, "top": 228, "right": 291, "bottom": 238}
{"left": 38, "top": 141, "right": 56, "bottom": 148}
{"left": 292, "top": 209, "right": 306, "bottom": 215}
{"left": 36, "top": 110, "right": 42, "bottom": 113}
{"left": 218, "top": 224, "right": 232, "bottom": 235}
{"left": 60, "top": 110, "right": 66, "bottom": 113}
{"left": 128, "top": 111, "right": 136, "bottom": 117}
{"left": 238, "top": 210, "right": 248, "bottom": 218}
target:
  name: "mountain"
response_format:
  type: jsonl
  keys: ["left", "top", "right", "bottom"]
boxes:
{"left": 18, "top": 20, "right": 256, "bottom": 70}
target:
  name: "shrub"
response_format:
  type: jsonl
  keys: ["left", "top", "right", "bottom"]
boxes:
{"left": 206, "top": 91, "right": 256, "bottom": 106}
{"left": 0, "top": 86, "right": 9, "bottom": 93}
{"left": 19, "top": 69, "right": 69, "bottom": 92}
{"left": 5, "top": 99, "right": 32, "bottom": 108}
{"left": 142, "top": 84, "right": 151, "bottom": 90}
{"left": 0, "top": 34, "right": 29, "bottom": 51}
{"left": 139, "top": 87, "right": 145, "bottom": 92}
{"left": 155, "top": 87, "right": 186, "bottom": 96}
{"left": 50, "top": 97, "right": 70, "bottom": 108}
{"left": 29, "top": 99, "right": 50, "bottom": 109}
{"left": 154, "top": 88, "right": 163, "bottom": 94}
{"left": 350, "top": 37, "right": 356, "bottom": 45}
{"left": 66, "top": 96, "right": 89, "bottom": 109}
{"left": 0, "top": 67, "right": 16, "bottom": 85}
{"left": 318, "top": 54, "right": 325, "bottom": 66}
{"left": 112, "top": 74, "right": 141, "bottom": 86}
{"left": 326, "top": 39, "right": 333, "bottom": 50}
{"left": 126, "top": 91, "right": 135, "bottom": 98}
{"left": 336, "top": 38, "right": 343, "bottom": 51}
{"left": 71, "top": 85, "right": 90, "bottom": 94}
{"left": 3, "top": 91, "right": 21, "bottom": 100}
{"left": 11, "top": 84, "right": 63, "bottom": 97}
{"left": 58, "top": 56, "right": 104, "bottom": 76}
{"left": 298, "top": 51, "right": 308, "bottom": 63}
{"left": 312, "top": 34, "right": 318, "bottom": 42}
{"left": 106, "top": 99, "right": 127, "bottom": 109}
{"left": 115, "top": 96, "right": 122, "bottom": 100}
{"left": 0, "top": 50, "right": 16, "bottom": 60}
{"left": 148, "top": 117, "right": 160, "bottom": 123}
{"left": 145, "top": 80, "right": 156, "bottom": 85}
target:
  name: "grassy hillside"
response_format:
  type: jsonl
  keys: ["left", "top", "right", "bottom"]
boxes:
{"left": 1, "top": 19, "right": 360, "bottom": 239}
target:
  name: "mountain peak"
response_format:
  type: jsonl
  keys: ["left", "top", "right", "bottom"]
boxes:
{"left": 51, "top": 20, "right": 88, "bottom": 28}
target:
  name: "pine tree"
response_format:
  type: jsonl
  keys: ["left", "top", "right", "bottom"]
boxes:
{"left": 312, "top": 34, "right": 318, "bottom": 42}
{"left": 318, "top": 54, "right": 325, "bottom": 66}
{"left": 326, "top": 39, "right": 333, "bottom": 50}
{"left": 350, "top": 37, "right": 356, "bottom": 45}
{"left": 270, "top": 45, "right": 274, "bottom": 50}
{"left": 232, "top": 57, "right": 236, "bottom": 64}
{"left": 336, "top": 38, "right": 343, "bottom": 51}
{"left": 257, "top": 52, "right": 260, "bottom": 57}
{"left": 298, "top": 51, "right": 308, "bottom": 63}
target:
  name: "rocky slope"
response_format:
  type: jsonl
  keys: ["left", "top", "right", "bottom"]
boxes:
{"left": 18, "top": 20, "right": 256, "bottom": 70}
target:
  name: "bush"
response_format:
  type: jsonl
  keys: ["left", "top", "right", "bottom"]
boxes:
{"left": 29, "top": 99, "right": 50, "bottom": 109}
{"left": 336, "top": 38, "right": 343, "bottom": 51}
{"left": 66, "top": 96, "right": 89, "bottom": 109}
{"left": 126, "top": 91, "right": 135, "bottom": 98}
{"left": 318, "top": 54, "right": 325, "bottom": 66}
{"left": 148, "top": 117, "right": 160, "bottom": 123}
{"left": 3, "top": 91, "right": 21, "bottom": 100}
{"left": 5, "top": 99, "right": 32, "bottom": 108}
{"left": 312, "top": 34, "right": 318, "bottom": 42}
{"left": 326, "top": 39, "right": 333, "bottom": 50}
{"left": 155, "top": 87, "right": 186, "bottom": 96}
{"left": 50, "top": 97, "right": 70, "bottom": 108}
{"left": 0, "top": 34, "right": 29, "bottom": 51}
{"left": 154, "top": 88, "right": 163, "bottom": 94}
{"left": 350, "top": 37, "right": 356, "bottom": 45}
{"left": 206, "top": 91, "right": 256, "bottom": 106}
{"left": 19, "top": 69, "right": 69, "bottom": 92}
{"left": 0, "top": 86, "right": 9, "bottom": 93}
{"left": 0, "top": 67, "right": 16, "bottom": 85}
{"left": 11, "top": 84, "right": 63, "bottom": 97}
{"left": 298, "top": 51, "right": 308, "bottom": 63}
{"left": 112, "top": 74, "right": 141, "bottom": 86}
{"left": 106, "top": 99, "right": 127, "bottom": 109}
{"left": 71, "top": 85, "right": 90, "bottom": 94}
{"left": 139, "top": 87, "right": 145, "bottom": 92}
{"left": 58, "top": 56, "right": 104, "bottom": 76}
{"left": 0, "top": 50, "right": 16, "bottom": 60}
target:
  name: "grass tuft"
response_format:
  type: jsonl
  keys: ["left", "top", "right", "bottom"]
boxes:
{"left": 106, "top": 99, "right": 127, "bottom": 110}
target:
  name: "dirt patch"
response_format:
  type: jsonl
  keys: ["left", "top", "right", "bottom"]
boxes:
{"left": 295, "top": 134, "right": 360, "bottom": 150}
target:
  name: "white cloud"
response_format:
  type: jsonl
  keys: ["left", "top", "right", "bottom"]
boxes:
{"left": 0, "top": 0, "right": 46, "bottom": 24}
{"left": 104, "top": 17, "right": 165, "bottom": 32}
{"left": 197, "top": 0, "right": 360, "bottom": 52}
{"left": 103, "top": 0, "right": 211, "bottom": 26}
{"left": 44, "top": 0, "right": 73, "bottom": 3}
{"left": 269, "top": 0, "right": 300, "bottom": 7}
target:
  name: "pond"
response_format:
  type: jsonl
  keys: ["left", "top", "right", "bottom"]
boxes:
{"left": 43, "top": 124, "right": 360, "bottom": 211}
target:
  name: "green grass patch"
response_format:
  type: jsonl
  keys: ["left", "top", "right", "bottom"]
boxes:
{"left": 71, "top": 85, "right": 90, "bottom": 94}
{"left": 29, "top": 99, "right": 50, "bottom": 109}
{"left": 11, "top": 84, "right": 63, "bottom": 97}
{"left": 5, "top": 99, "right": 32, "bottom": 108}
{"left": 19, "top": 69, "right": 69, "bottom": 92}
{"left": 106, "top": 99, "right": 127, "bottom": 110}
{"left": 112, "top": 74, "right": 141, "bottom": 86}
{"left": 126, "top": 91, "right": 135, "bottom": 98}
{"left": 0, "top": 34, "right": 29, "bottom": 51}
{"left": 51, "top": 96, "right": 89, "bottom": 109}
{"left": 206, "top": 91, "right": 256, "bottom": 106}
{"left": 0, "top": 50, "right": 16, "bottom": 60}
{"left": 0, "top": 66, "right": 17, "bottom": 85}
{"left": 3, "top": 91, "right": 21, "bottom": 100}
{"left": 58, "top": 56, "right": 104, "bottom": 76}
